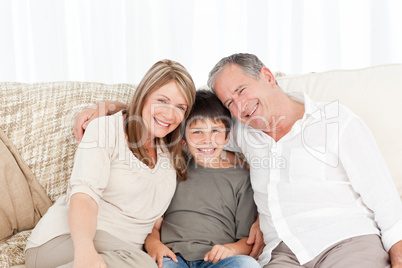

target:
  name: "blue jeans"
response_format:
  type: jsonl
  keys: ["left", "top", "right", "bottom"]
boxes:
{"left": 162, "top": 255, "right": 261, "bottom": 268}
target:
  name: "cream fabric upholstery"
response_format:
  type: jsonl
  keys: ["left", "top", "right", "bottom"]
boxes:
{"left": 276, "top": 64, "right": 402, "bottom": 198}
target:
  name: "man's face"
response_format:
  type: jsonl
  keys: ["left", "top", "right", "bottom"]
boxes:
{"left": 214, "top": 64, "right": 277, "bottom": 131}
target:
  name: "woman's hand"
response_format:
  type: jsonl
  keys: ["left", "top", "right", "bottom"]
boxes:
{"left": 147, "top": 241, "right": 178, "bottom": 268}
{"left": 247, "top": 215, "right": 265, "bottom": 259}
{"left": 73, "top": 245, "right": 107, "bottom": 268}
{"left": 145, "top": 217, "right": 177, "bottom": 268}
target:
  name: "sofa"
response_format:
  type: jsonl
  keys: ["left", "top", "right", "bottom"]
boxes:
{"left": 0, "top": 64, "right": 401, "bottom": 268}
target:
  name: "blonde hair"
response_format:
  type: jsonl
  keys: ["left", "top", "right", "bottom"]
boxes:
{"left": 124, "top": 59, "right": 196, "bottom": 181}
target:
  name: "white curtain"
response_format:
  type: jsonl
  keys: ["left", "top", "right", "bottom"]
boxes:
{"left": 0, "top": 0, "right": 401, "bottom": 87}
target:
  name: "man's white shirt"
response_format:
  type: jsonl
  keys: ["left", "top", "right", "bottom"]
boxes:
{"left": 225, "top": 92, "right": 402, "bottom": 266}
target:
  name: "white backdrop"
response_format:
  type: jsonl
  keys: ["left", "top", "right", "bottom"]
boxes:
{"left": 0, "top": 0, "right": 401, "bottom": 87}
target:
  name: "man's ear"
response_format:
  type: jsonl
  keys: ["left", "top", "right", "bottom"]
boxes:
{"left": 261, "top": 67, "right": 276, "bottom": 86}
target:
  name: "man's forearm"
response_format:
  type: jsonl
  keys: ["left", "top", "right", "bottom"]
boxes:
{"left": 103, "top": 101, "right": 128, "bottom": 115}
{"left": 390, "top": 240, "right": 402, "bottom": 267}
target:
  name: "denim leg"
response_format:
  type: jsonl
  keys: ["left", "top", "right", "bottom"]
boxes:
{"left": 162, "top": 255, "right": 189, "bottom": 268}
{"left": 202, "top": 255, "right": 261, "bottom": 268}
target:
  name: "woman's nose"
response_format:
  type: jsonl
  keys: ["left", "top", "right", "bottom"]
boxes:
{"left": 161, "top": 106, "right": 175, "bottom": 120}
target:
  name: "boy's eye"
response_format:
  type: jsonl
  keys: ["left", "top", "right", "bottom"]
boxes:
{"left": 192, "top": 131, "right": 201, "bottom": 134}
{"left": 212, "top": 129, "right": 220, "bottom": 133}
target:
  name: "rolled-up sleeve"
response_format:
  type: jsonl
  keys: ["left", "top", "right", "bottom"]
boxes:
{"left": 339, "top": 116, "right": 402, "bottom": 251}
{"left": 68, "top": 117, "right": 114, "bottom": 205}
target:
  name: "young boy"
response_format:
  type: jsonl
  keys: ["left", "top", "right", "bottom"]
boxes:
{"left": 145, "top": 90, "right": 260, "bottom": 268}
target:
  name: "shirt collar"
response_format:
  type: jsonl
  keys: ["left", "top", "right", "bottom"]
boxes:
{"left": 285, "top": 91, "right": 322, "bottom": 122}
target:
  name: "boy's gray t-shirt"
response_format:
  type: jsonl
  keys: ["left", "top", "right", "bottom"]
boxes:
{"left": 161, "top": 159, "right": 257, "bottom": 261}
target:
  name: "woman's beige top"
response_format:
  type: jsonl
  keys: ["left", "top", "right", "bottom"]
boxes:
{"left": 26, "top": 112, "right": 177, "bottom": 250}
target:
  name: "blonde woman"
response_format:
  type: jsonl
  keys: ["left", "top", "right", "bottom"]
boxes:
{"left": 25, "top": 59, "right": 196, "bottom": 268}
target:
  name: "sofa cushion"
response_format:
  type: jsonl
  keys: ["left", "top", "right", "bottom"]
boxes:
{"left": 276, "top": 64, "right": 402, "bottom": 197}
{"left": 0, "top": 129, "right": 52, "bottom": 241}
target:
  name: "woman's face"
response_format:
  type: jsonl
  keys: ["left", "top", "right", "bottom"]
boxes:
{"left": 142, "top": 81, "right": 188, "bottom": 140}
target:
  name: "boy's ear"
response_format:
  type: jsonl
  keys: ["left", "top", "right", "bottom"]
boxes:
{"left": 225, "top": 129, "right": 231, "bottom": 143}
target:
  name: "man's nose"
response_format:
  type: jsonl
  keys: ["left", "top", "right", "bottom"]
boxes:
{"left": 234, "top": 98, "right": 247, "bottom": 114}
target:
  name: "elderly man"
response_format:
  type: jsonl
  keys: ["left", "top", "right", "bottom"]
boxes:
{"left": 207, "top": 53, "right": 402, "bottom": 268}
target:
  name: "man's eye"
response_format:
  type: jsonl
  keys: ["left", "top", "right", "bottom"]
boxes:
{"left": 239, "top": 88, "right": 245, "bottom": 94}
{"left": 227, "top": 101, "right": 233, "bottom": 108}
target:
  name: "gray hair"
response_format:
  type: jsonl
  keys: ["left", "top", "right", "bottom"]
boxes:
{"left": 207, "top": 53, "right": 265, "bottom": 91}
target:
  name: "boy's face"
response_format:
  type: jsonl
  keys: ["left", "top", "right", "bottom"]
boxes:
{"left": 185, "top": 118, "right": 229, "bottom": 167}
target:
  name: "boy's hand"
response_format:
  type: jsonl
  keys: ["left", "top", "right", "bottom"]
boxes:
{"left": 204, "top": 244, "right": 236, "bottom": 264}
{"left": 148, "top": 242, "right": 178, "bottom": 268}
{"left": 247, "top": 217, "right": 265, "bottom": 259}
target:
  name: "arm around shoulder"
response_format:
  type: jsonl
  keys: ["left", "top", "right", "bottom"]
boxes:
{"left": 74, "top": 100, "right": 127, "bottom": 143}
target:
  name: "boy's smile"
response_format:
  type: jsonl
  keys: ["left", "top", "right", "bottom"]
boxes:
{"left": 185, "top": 118, "right": 229, "bottom": 168}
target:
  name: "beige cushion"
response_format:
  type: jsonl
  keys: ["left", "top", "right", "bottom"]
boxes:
{"left": 0, "top": 129, "right": 52, "bottom": 241}
{"left": 276, "top": 64, "right": 402, "bottom": 197}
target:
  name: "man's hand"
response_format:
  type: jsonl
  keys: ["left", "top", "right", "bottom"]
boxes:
{"left": 204, "top": 244, "right": 236, "bottom": 264}
{"left": 247, "top": 216, "right": 265, "bottom": 259}
{"left": 73, "top": 102, "right": 108, "bottom": 143}
{"left": 147, "top": 242, "right": 178, "bottom": 268}
{"left": 73, "top": 101, "right": 125, "bottom": 143}
{"left": 390, "top": 240, "right": 402, "bottom": 268}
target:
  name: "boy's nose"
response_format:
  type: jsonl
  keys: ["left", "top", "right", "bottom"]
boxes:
{"left": 201, "top": 132, "right": 214, "bottom": 143}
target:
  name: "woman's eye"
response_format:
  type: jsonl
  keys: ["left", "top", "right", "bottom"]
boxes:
{"left": 158, "top": 99, "right": 167, "bottom": 104}
{"left": 178, "top": 106, "right": 186, "bottom": 111}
